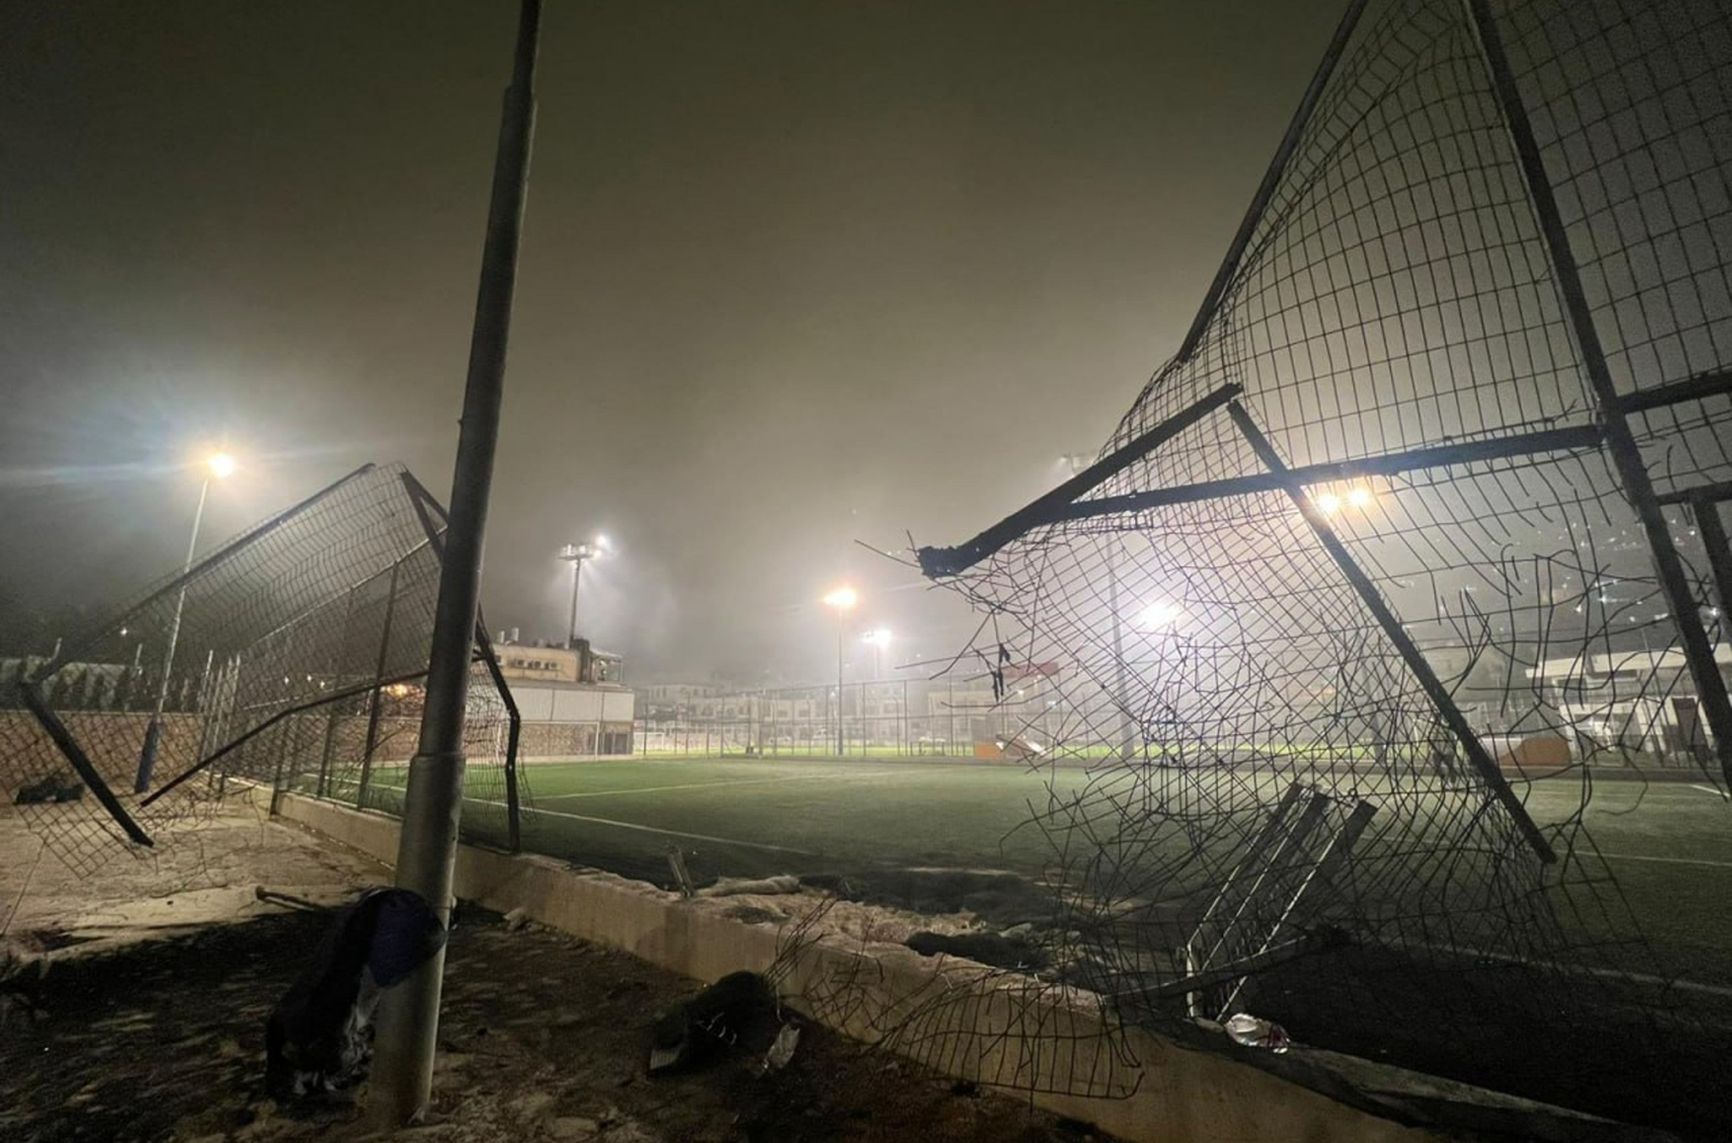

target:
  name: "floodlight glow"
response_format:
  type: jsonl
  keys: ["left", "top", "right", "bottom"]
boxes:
{"left": 206, "top": 452, "right": 237, "bottom": 479}
{"left": 559, "top": 538, "right": 606, "bottom": 562}
{"left": 1315, "top": 492, "right": 1342, "bottom": 515}
{"left": 822, "top": 586, "right": 859, "bottom": 611}
{"left": 1135, "top": 601, "right": 1181, "bottom": 630}
{"left": 863, "top": 627, "right": 892, "bottom": 646}
{"left": 1347, "top": 486, "right": 1373, "bottom": 508}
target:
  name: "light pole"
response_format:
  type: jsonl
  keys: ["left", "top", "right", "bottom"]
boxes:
{"left": 370, "top": 0, "right": 541, "bottom": 1124}
{"left": 1064, "top": 452, "right": 1141, "bottom": 763}
{"left": 863, "top": 627, "right": 891, "bottom": 680}
{"left": 557, "top": 535, "right": 608, "bottom": 649}
{"left": 823, "top": 586, "right": 857, "bottom": 756}
{"left": 135, "top": 450, "right": 235, "bottom": 793}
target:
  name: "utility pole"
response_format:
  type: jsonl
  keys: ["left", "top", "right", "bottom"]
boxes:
{"left": 370, "top": 0, "right": 541, "bottom": 1125}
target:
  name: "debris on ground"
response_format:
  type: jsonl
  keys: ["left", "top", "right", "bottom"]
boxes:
{"left": 664, "top": 846, "right": 697, "bottom": 898}
{"left": 1223, "top": 1012, "right": 1291, "bottom": 1053}
{"left": 265, "top": 887, "right": 445, "bottom": 1100}
{"left": 696, "top": 874, "right": 801, "bottom": 898}
{"left": 255, "top": 887, "right": 324, "bottom": 913}
{"left": 647, "top": 970, "right": 779, "bottom": 1075}
{"left": 12, "top": 770, "right": 84, "bottom": 805}
{"left": 759, "top": 1022, "right": 801, "bottom": 1074}
{"left": 905, "top": 929, "right": 1050, "bottom": 971}
{"left": 1, "top": 905, "right": 1106, "bottom": 1141}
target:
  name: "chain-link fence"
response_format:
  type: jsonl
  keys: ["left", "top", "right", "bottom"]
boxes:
{"left": 634, "top": 675, "right": 1102, "bottom": 759}
{"left": 1, "top": 464, "right": 527, "bottom": 875}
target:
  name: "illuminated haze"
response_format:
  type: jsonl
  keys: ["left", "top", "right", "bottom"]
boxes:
{"left": 0, "top": 0, "right": 1342, "bottom": 682}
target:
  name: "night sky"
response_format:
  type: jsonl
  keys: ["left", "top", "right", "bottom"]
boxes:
{"left": 0, "top": 0, "right": 1344, "bottom": 681}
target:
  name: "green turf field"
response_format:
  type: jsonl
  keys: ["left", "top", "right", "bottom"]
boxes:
{"left": 346, "top": 754, "right": 1732, "bottom": 986}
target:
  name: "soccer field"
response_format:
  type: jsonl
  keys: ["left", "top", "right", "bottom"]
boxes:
{"left": 356, "top": 754, "right": 1732, "bottom": 985}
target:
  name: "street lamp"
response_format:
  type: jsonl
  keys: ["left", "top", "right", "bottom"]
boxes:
{"left": 1134, "top": 600, "right": 1183, "bottom": 632}
{"left": 1316, "top": 485, "right": 1374, "bottom": 517}
{"left": 558, "top": 536, "right": 609, "bottom": 650}
{"left": 135, "top": 450, "right": 235, "bottom": 792}
{"left": 862, "top": 627, "right": 892, "bottom": 679}
{"left": 823, "top": 586, "right": 858, "bottom": 755}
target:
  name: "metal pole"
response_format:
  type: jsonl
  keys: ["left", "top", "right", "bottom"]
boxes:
{"left": 371, "top": 0, "right": 541, "bottom": 1124}
{"left": 1106, "top": 548, "right": 1138, "bottom": 761}
{"left": 192, "top": 647, "right": 217, "bottom": 766}
{"left": 949, "top": 679, "right": 956, "bottom": 754}
{"left": 836, "top": 622, "right": 845, "bottom": 757}
{"left": 135, "top": 476, "right": 209, "bottom": 792}
{"left": 1693, "top": 495, "right": 1732, "bottom": 626}
{"left": 566, "top": 553, "right": 583, "bottom": 649}
{"left": 270, "top": 716, "right": 293, "bottom": 815}
{"left": 356, "top": 560, "right": 402, "bottom": 807}
{"left": 1464, "top": 0, "right": 1732, "bottom": 786}
{"left": 317, "top": 585, "right": 361, "bottom": 798}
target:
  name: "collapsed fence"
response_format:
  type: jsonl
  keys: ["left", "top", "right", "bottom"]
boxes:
{"left": 896, "top": 0, "right": 1732, "bottom": 1132}
{"left": 0, "top": 463, "right": 528, "bottom": 876}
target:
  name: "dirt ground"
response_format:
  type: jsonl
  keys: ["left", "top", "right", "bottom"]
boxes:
{"left": 2, "top": 905, "right": 1109, "bottom": 1143}
{"left": 0, "top": 808, "right": 1109, "bottom": 1143}
{"left": 0, "top": 799, "right": 391, "bottom": 953}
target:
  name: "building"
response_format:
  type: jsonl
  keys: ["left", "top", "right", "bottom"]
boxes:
{"left": 495, "top": 638, "right": 624, "bottom": 686}
{"left": 637, "top": 681, "right": 723, "bottom": 722}
{"left": 1527, "top": 643, "right": 1729, "bottom": 759}
{"left": 495, "top": 637, "right": 635, "bottom": 756}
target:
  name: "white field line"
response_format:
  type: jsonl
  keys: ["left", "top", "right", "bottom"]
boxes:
{"left": 464, "top": 796, "right": 817, "bottom": 856}
{"left": 310, "top": 776, "right": 816, "bottom": 856}
{"left": 1394, "top": 937, "right": 1732, "bottom": 1000}
{"left": 1601, "top": 851, "right": 1732, "bottom": 871}
{"left": 532, "top": 770, "right": 902, "bottom": 802}
{"left": 1690, "top": 783, "right": 1728, "bottom": 798}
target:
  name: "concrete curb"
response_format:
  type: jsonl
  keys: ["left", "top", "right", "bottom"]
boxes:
{"left": 269, "top": 790, "right": 1650, "bottom": 1143}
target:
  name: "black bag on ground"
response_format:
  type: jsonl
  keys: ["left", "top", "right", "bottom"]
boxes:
{"left": 264, "top": 887, "right": 445, "bottom": 1098}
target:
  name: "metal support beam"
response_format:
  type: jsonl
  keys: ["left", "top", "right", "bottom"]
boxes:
{"left": 472, "top": 626, "right": 524, "bottom": 852}
{"left": 1464, "top": 0, "right": 1732, "bottom": 787}
{"left": 16, "top": 681, "right": 153, "bottom": 847}
{"left": 918, "top": 382, "right": 1241, "bottom": 578}
{"left": 316, "top": 585, "right": 360, "bottom": 798}
{"left": 1658, "top": 480, "right": 1732, "bottom": 508}
{"left": 1693, "top": 496, "right": 1732, "bottom": 627}
{"left": 1229, "top": 402, "right": 1555, "bottom": 863}
{"left": 1616, "top": 367, "right": 1732, "bottom": 415}
{"left": 356, "top": 559, "right": 403, "bottom": 808}
{"left": 1046, "top": 424, "right": 1603, "bottom": 525}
